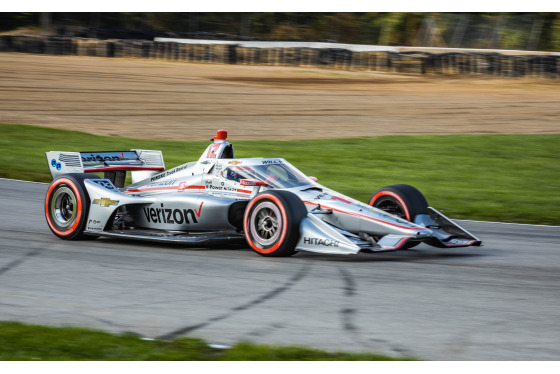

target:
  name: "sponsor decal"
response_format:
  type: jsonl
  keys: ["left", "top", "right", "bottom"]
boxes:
{"left": 314, "top": 193, "right": 328, "bottom": 199}
{"left": 151, "top": 173, "right": 166, "bottom": 182}
{"left": 51, "top": 159, "right": 62, "bottom": 171}
{"left": 87, "top": 219, "right": 103, "bottom": 230}
{"left": 228, "top": 160, "right": 242, "bottom": 165}
{"left": 205, "top": 180, "right": 237, "bottom": 192}
{"left": 153, "top": 180, "right": 177, "bottom": 187}
{"left": 142, "top": 202, "right": 204, "bottom": 225}
{"left": 81, "top": 154, "right": 122, "bottom": 163}
{"left": 150, "top": 164, "right": 189, "bottom": 182}
{"left": 204, "top": 180, "right": 237, "bottom": 192}
{"left": 211, "top": 185, "right": 238, "bottom": 192}
{"left": 303, "top": 237, "right": 340, "bottom": 247}
{"left": 261, "top": 159, "right": 283, "bottom": 165}
{"left": 240, "top": 179, "right": 262, "bottom": 186}
{"left": 144, "top": 180, "right": 177, "bottom": 188}
{"left": 93, "top": 198, "right": 119, "bottom": 207}
{"left": 92, "top": 180, "right": 116, "bottom": 190}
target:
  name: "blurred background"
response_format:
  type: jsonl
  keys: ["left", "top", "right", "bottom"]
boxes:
{"left": 1, "top": 12, "right": 560, "bottom": 51}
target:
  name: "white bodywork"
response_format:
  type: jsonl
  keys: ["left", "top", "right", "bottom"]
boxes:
{"left": 45, "top": 131, "right": 481, "bottom": 255}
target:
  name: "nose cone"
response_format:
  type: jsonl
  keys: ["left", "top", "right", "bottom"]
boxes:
{"left": 415, "top": 227, "right": 433, "bottom": 237}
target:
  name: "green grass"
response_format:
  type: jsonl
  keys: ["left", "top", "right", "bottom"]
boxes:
{"left": 1, "top": 123, "right": 559, "bottom": 225}
{"left": 0, "top": 321, "right": 405, "bottom": 360}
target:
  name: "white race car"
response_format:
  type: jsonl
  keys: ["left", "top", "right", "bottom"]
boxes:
{"left": 45, "top": 130, "right": 481, "bottom": 257}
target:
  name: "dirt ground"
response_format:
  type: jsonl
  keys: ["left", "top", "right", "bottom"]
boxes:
{"left": 1, "top": 53, "right": 559, "bottom": 140}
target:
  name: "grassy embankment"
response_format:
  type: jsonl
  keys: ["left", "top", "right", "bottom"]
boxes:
{"left": 1, "top": 123, "right": 559, "bottom": 225}
{"left": 0, "top": 321, "right": 405, "bottom": 360}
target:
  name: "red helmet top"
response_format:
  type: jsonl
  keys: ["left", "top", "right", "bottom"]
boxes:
{"left": 214, "top": 129, "right": 228, "bottom": 141}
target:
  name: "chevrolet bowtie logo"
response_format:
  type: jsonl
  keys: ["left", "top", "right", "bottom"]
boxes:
{"left": 93, "top": 198, "right": 119, "bottom": 207}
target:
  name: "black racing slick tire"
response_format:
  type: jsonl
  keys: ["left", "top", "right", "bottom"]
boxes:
{"left": 368, "top": 184, "right": 429, "bottom": 249}
{"left": 243, "top": 190, "right": 307, "bottom": 257}
{"left": 45, "top": 173, "right": 100, "bottom": 240}
{"left": 368, "top": 184, "right": 428, "bottom": 222}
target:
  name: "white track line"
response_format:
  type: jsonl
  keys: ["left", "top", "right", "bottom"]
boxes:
{"left": 455, "top": 219, "right": 560, "bottom": 228}
{"left": 0, "top": 177, "right": 47, "bottom": 185}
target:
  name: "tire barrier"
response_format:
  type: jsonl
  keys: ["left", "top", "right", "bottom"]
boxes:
{"left": 1, "top": 35, "right": 558, "bottom": 78}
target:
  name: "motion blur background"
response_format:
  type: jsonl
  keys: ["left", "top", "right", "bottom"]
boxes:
{"left": 2, "top": 12, "right": 560, "bottom": 51}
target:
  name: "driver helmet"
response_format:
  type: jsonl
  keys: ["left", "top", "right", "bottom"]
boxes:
{"left": 226, "top": 168, "right": 240, "bottom": 182}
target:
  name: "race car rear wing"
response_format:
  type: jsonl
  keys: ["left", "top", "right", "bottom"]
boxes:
{"left": 45, "top": 150, "right": 165, "bottom": 187}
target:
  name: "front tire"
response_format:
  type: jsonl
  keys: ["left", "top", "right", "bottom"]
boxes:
{"left": 369, "top": 184, "right": 429, "bottom": 249}
{"left": 243, "top": 190, "right": 307, "bottom": 257}
{"left": 368, "top": 184, "right": 428, "bottom": 222}
{"left": 45, "top": 173, "right": 100, "bottom": 240}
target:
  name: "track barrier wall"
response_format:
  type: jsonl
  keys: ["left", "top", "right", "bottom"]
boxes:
{"left": 1, "top": 35, "right": 558, "bottom": 78}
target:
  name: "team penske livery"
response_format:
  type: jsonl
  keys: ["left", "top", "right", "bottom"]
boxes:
{"left": 44, "top": 130, "right": 481, "bottom": 257}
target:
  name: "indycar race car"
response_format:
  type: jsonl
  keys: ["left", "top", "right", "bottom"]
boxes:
{"left": 44, "top": 130, "right": 481, "bottom": 257}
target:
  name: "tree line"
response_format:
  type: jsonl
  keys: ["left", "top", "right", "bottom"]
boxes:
{"left": 1, "top": 12, "right": 560, "bottom": 52}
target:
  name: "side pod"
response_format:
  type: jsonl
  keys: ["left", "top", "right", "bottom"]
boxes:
{"left": 82, "top": 178, "right": 156, "bottom": 233}
{"left": 295, "top": 215, "right": 427, "bottom": 255}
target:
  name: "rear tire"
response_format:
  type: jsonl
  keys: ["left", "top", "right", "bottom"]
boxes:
{"left": 243, "top": 190, "right": 307, "bottom": 257}
{"left": 45, "top": 173, "right": 100, "bottom": 240}
{"left": 369, "top": 184, "right": 429, "bottom": 249}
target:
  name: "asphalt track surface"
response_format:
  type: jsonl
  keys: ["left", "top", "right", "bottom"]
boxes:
{"left": 1, "top": 178, "right": 559, "bottom": 360}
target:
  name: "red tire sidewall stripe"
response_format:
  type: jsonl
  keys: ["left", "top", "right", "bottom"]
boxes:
{"left": 244, "top": 194, "right": 288, "bottom": 254}
{"left": 45, "top": 178, "right": 83, "bottom": 237}
{"left": 369, "top": 191, "right": 411, "bottom": 221}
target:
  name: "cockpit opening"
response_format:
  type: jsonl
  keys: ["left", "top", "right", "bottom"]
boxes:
{"left": 222, "top": 162, "right": 313, "bottom": 189}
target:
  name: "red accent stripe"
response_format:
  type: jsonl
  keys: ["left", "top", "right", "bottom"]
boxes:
{"left": 84, "top": 166, "right": 164, "bottom": 172}
{"left": 121, "top": 184, "right": 252, "bottom": 195}
{"left": 395, "top": 237, "right": 410, "bottom": 248}
{"left": 332, "top": 196, "right": 351, "bottom": 204}
{"left": 122, "top": 185, "right": 205, "bottom": 193}
{"left": 372, "top": 236, "right": 413, "bottom": 251}
{"left": 303, "top": 201, "right": 424, "bottom": 231}
{"left": 122, "top": 185, "right": 253, "bottom": 194}
{"left": 123, "top": 186, "right": 178, "bottom": 193}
